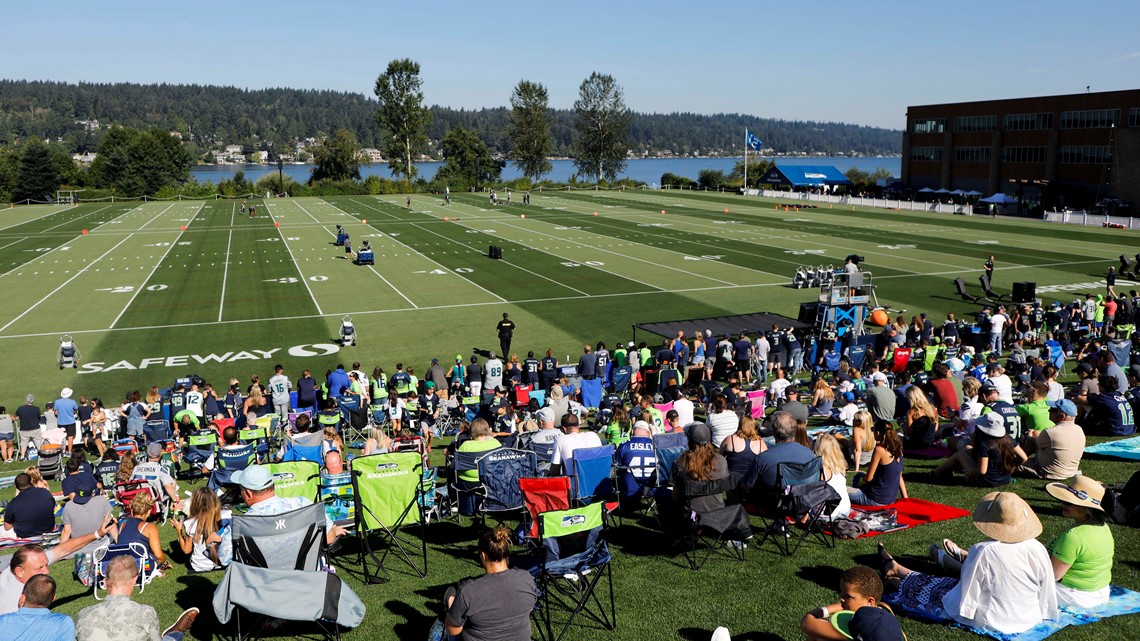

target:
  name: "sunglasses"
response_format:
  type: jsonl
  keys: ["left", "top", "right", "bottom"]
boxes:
{"left": 1058, "top": 484, "right": 1100, "bottom": 506}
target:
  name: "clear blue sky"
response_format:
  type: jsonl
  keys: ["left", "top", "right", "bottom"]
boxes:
{"left": 3, "top": 1, "right": 1138, "bottom": 129}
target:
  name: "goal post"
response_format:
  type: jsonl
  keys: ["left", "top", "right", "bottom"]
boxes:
{"left": 56, "top": 189, "right": 84, "bottom": 205}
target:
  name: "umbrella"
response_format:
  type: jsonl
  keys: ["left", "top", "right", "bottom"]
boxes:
{"left": 964, "top": 190, "right": 983, "bottom": 197}
{"left": 917, "top": 187, "right": 936, "bottom": 193}
{"left": 935, "top": 188, "right": 951, "bottom": 194}
{"left": 949, "top": 189, "right": 966, "bottom": 196}
{"left": 979, "top": 193, "right": 1017, "bottom": 204}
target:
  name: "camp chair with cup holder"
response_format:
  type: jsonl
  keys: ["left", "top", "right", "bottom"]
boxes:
{"left": 349, "top": 451, "right": 428, "bottom": 583}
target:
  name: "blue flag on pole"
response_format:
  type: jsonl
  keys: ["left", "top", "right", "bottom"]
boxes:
{"left": 746, "top": 130, "right": 763, "bottom": 150}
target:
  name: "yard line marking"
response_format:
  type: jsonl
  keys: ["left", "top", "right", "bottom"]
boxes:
{"left": 42, "top": 204, "right": 113, "bottom": 232}
{"left": 352, "top": 196, "right": 403, "bottom": 221}
{"left": 0, "top": 204, "right": 78, "bottom": 231}
{"left": 496, "top": 217, "right": 739, "bottom": 287}
{"left": 289, "top": 200, "right": 417, "bottom": 309}
{"left": 109, "top": 203, "right": 206, "bottom": 329}
{"left": 0, "top": 256, "right": 1117, "bottom": 341}
{"left": 326, "top": 198, "right": 507, "bottom": 303}
{"left": 219, "top": 202, "right": 237, "bottom": 321}
{"left": 0, "top": 234, "right": 134, "bottom": 334}
{"left": 409, "top": 221, "right": 598, "bottom": 296}
{"left": 0, "top": 238, "right": 26, "bottom": 252}
{"left": 137, "top": 203, "right": 178, "bottom": 230}
{"left": 267, "top": 203, "right": 323, "bottom": 315}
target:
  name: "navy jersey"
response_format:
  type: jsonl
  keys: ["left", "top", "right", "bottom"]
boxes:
{"left": 984, "top": 401, "right": 1022, "bottom": 439}
{"left": 524, "top": 358, "right": 541, "bottom": 384}
{"left": 1088, "top": 392, "right": 1136, "bottom": 436}
{"left": 541, "top": 356, "right": 558, "bottom": 373}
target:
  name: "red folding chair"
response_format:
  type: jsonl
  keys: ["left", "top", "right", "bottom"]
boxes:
{"left": 513, "top": 384, "right": 533, "bottom": 408}
{"left": 891, "top": 347, "right": 912, "bottom": 374}
{"left": 519, "top": 476, "right": 571, "bottom": 539}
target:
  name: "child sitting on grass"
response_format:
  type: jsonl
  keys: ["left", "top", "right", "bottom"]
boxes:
{"left": 800, "top": 565, "right": 905, "bottom": 641}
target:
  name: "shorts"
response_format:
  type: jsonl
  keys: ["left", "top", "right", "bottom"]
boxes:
{"left": 691, "top": 355, "right": 705, "bottom": 366}
{"left": 420, "top": 422, "right": 438, "bottom": 437}
{"left": 0, "top": 433, "right": 11, "bottom": 442}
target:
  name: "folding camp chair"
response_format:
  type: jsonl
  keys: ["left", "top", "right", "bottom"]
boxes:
{"left": 520, "top": 476, "right": 572, "bottom": 539}
{"left": 530, "top": 389, "right": 546, "bottom": 408}
{"left": 350, "top": 451, "right": 427, "bottom": 583}
{"left": 580, "top": 378, "right": 603, "bottom": 409}
{"left": 614, "top": 441, "right": 658, "bottom": 516}
{"left": 529, "top": 440, "right": 556, "bottom": 475}
{"left": 651, "top": 432, "right": 688, "bottom": 487}
{"left": 208, "top": 443, "right": 256, "bottom": 494}
{"left": 528, "top": 503, "right": 616, "bottom": 641}
{"left": 754, "top": 457, "right": 841, "bottom": 556}
{"left": 569, "top": 445, "right": 615, "bottom": 506}
{"left": 320, "top": 471, "right": 355, "bottom": 526}
{"left": 92, "top": 542, "right": 157, "bottom": 600}
{"left": 112, "top": 439, "right": 139, "bottom": 461}
{"left": 1108, "top": 339, "right": 1131, "bottom": 369}
{"left": 514, "top": 383, "right": 533, "bottom": 408}
{"left": 477, "top": 448, "right": 537, "bottom": 528}
{"left": 954, "top": 277, "right": 980, "bottom": 303}
{"left": 673, "top": 476, "right": 752, "bottom": 571}
{"left": 448, "top": 450, "right": 487, "bottom": 519}
{"left": 847, "top": 344, "right": 868, "bottom": 371}
{"left": 337, "top": 396, "right": 368, "bottom": 447}
{"left": 113, "top": 479, "right": 164, "bottom": 521}
{"left": 143, "top": 418, "right": 171, "bottom": 445}
{"left": 609, "top": 366, "right": 632, "bottom": 401}
{"left": 281, "top": 431, "right": 325, "bottom": 463}
{"left": 213, "top": 502, "right": 365, "bottom": 640}
{"left": 746, "top": 390, "right": 767, "bottom": 421}
{"left": 266, "top": 460, "right": 321, "bottom": 501}
{"left": 239, "top": 425, "right": 270, "bottom": 463}
{"left": 182, "top": 428, "right": 218, "bottom": 480}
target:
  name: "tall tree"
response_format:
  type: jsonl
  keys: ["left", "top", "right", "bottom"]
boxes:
{"left": 13, "top": 140, "right": 58, "bottom": 202}
{"left": 435, "top": 127, "right": 500, "bottom": 191}
{"left": 572, "top": 72, "right": 631, "bottom": 182}
{"left": 373, "top": 59, "right": 431, "bottom": 183}
{"left": 507, "top": 80, "right": 553, "bottom": 182}
{"left": 310, "top": 128, "right": 362, "bottom": 183}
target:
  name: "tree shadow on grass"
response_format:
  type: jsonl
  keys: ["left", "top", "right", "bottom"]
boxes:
{"left": 796, "top": 564, "right": 845, "bottom": 591}
{"left": 679, "top": 627, "right": 787, "bottom": 641}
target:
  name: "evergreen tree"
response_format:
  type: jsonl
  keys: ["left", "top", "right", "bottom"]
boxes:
{"left": 373, "top": 59, "right": 431, "bottom": 183}
{"left": 435, "top": 127, "right": 501, "bottom": 191}
{"left": 508, "top": 80, "right": 553, "bottom": 182}
{"left": 572, "top": 72, "right": 631, "bottom": 182}
{"left": 13, "top": 140, "right": 58, "bottom": 202}
{"left": 310, "top": 128, "right": 362, "bottom": 183}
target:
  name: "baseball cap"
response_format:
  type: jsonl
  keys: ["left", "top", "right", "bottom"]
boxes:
{"left": 60, "top": 387, "right": 73, "bottom": 399}
{"left": 628, "top": 341, "right": 635, "bottom": 348}
{"left": 1075, "top": 363, "right": 1094, "bottom": 375}
{"left": 431, "top": 358, "right": 439, "bottom": 364}
{"left": 68, "top": 474, "right": 99, "bottom": 505}
{"left": 1047, "top": 399, "right": 1078, "bottom": 416}
{"left": 456, "top": 354, "right": 463, "bottom": 362}
{"left": 25, "top": 394, "right": 34, "bottom": 404}
{"left": 535, "top": 408, "right": 554, "bottom": 423}
{"left": 986, "top": 362, "right": 1002, "bottom": 372}
{"left": 425, "top": 381, "right": 435, "bottom": 389}
{"left": 146, "top": 442, "right": 163, "bottom": 458}
{"left": 684, "top": 422, "right": 712, "bottom": 446}
{"left": 231, "top": 464, "right": 275, "bottom": 491}
{"left": 976, "top": 413, "right": 1006, "bottom": 438}
{"left": 843, "top": 392, "right": 855, "bottom": 402}
{"left": 980, "top": 381, "right": 998, "bottom": 393}
{"left": 870, "top": 372, "right": 888, "bottom": 383}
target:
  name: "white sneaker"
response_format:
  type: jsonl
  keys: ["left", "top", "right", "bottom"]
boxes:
{"left": 711, "top": 626, "right": 732, "bottom": 641}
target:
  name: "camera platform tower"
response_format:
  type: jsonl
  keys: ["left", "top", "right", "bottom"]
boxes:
{"left": 814, "top": 268, "right": 876, "bottom": 338}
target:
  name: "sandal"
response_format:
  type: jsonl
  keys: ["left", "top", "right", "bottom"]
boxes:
{"left": 942, "top": 538, "right": 967, "bottom": 563}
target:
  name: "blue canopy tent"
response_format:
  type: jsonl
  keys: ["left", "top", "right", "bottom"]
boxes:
{"left": 758, "top": 165, "right": 853, "bottom": 188}
{"left": 979, "top": 193, "right": 1017, "bottom": 204}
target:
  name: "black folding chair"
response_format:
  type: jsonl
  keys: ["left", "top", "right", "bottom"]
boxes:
{"left": 674, "top": 476, "right": 752, "bottom": 570}
{"left": 754, "top": 457, "right": 841, "bottom": 556}
{"left": 954, "top": 277, "right": 979, "bottom": 303}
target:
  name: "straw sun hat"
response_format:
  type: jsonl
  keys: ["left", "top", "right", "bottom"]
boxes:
{"left": 1045, "top": 476, "right": 1106, "bottom": 512}
{"left": 971, "top": 491, "right": 1043, "bottom": 543}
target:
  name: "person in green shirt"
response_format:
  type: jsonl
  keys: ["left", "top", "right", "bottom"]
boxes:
{"left": 613, "top": 343, "right": 628, "bottom": 367}
{"left": 1045, "top": 475, "right": 1115, "bottom": 608}
{"left": 1015, "top": 381, "right": 1055, "bottom": 432}
{"left": 601, "top": 407, "right": 632, "bottom": 446}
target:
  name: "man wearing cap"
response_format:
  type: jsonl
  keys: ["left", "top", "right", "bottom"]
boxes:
{"left": 495, "top": 313, "right": 516, "bottom": 359}
{"left": 1018, "top": 399, "right": 1085, "bottom": 480}
{"left": 232, "top": 464, "right": 347, "bottom": 546}
{"left": 616, "top": 422, "right": 656, "bottom": 504}
{"left": 132, "top": 443, "right": 182, "bottom": 512}
{"left": 977, "top": 381, "right": 1022, "bottom": 439}
{"left": 866, "top": 372, "right": 896, "bottom": 424}
{"left": 530, "top": 408, "right": 560, "bottom": 447}
{"left": 1098, "top": 350, "right": 1128, "bottom": 393}
{"left": 549, "top": 413, "right": 601, "bottom": 476}
{"left": 55, "top": 387, "right": 80, "bottom": 453}
{"left": 15, "top": 394, "right": 43, "bottom": 460}
{"left": 61, "top": 457, "right": 114, "bottom": 546}
{"left": 427, "top": 358, "right": 448, "bottom": 395}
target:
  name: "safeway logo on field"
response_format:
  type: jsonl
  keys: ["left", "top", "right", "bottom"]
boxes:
{"left": 77, "top": 343, "right": 340, "bottom": 375}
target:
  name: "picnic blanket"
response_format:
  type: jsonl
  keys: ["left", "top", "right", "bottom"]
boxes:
{"left": 846, "top": 498, "right": 971, "bottom": 539}
{"left": 888, "top": 585, "right": 1140, "bottom": 641}
{"left": 1084, "top": 436, "right": 1140, "bottom": 461}
{"left": 905, "top": 443, "right": 954, "bottom": 459}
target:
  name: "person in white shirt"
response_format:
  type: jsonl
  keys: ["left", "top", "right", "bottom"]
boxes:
{"left": 767, "top": 369, "right": 791, "bottom": 406}
{"left": 549, "top": 413, "right": 601, "bottom": 476}
{"left": 878, "top": 491, "right": 1058, "bottom": 636}
{"left": 985, "top": 363, "right": 1014, "bottom": 404}
{"left": 989, "top": 308, "right": 1008, "bottom": 355}
{"left": 484, "top": 353, "right": 504, "bottom": 393}
{"left": 752, "top": 334, "right": 770, "bottom": 383}
{"left": 671, "top": 390, "right": 694, "bottom": 427}
{"left": 184, "top": 384, "right": 205, "bottom": 422}
{"left": 267, "top": 365, "right": 293, "bottom": 420}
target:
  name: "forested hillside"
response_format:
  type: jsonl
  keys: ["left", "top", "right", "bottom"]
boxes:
{"left": 0, "top": 80, "right": 900, "bottom": 157}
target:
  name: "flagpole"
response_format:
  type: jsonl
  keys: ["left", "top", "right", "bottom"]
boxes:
{"left": 744, "top": 129, "right": 748, "bottom": 192}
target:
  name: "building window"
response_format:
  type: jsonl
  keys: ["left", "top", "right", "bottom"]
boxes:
{"left": 955, "top": 115, "right": 996, "bottom": 132}
{"left": 909, "top": 147, "right": 943, "bottom": 161}
{"left": 1129, "top": 108, "right": 1140, "bottom": 128}
{"left": 954, "top": 147, "right": 991, "bottom": 163}
{"left": 912, "top": 118, "right": 946, "bottom": 134}
{"left": 1001, "top": 147, "right": 1047, "bottom": 163}
{"left": 1059, "top": 109, "right": 1120, "bottom": 129}
{"left": 1058, "top": 146, "right": 1112, "bottom": 164}
{"left": 1003, "top": 112, "right": 1054, "bottom": 131}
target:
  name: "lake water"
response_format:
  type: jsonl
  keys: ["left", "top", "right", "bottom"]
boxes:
{"left": 190, "top": 156, "right": 901, "bottom": 186}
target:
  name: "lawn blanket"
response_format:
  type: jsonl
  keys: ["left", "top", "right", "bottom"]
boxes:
{"left": 845, "top": 498, "right": 971, "bottom": 538}
{"left": 904, "top": 443, "right": 955, "bottom": 459}
{"left": 1084, "top": 436, "right": 1140, "bottom": 461}
{"left": 888, "top": 585, "right": 1140, "bottom": 641}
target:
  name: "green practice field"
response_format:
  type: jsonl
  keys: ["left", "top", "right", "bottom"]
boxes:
{"left": 1, "top": 192, "right": 1139, "bottom": 640}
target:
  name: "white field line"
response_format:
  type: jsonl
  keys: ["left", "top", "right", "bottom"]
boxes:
{"left": 350, "top": 196, "right": 403, "bottom": 221}
{"left": 137, "top": 203, "right": 178, "bottom": 230}
{"left": 266, "top": 202, "right": 323, "bottom": 316}
{"left": 42, "top": 204, "right": 114, "bottom": 232}
{"left": 0, "top": 256, "right": 1117, "bottom": 342}
{"left": 286, "top": 200, "right": 417, "bottom": 309}
{"left": 0, "top": 234, "right": 135, "bottom": 333}
{"left": 408, "top": 221, "right": 599, "bottom": 296}
{"left": 0, "top": 204, "right": 78, "bottom": 231}
{"left": 108, "top": 203, "right": 206, "bottom": 329}
{"left": 324, "top": 199, "right": 507, "bottom": 303}
{"left": 218, "top": 202, "right": 237, "bottom": 322}
{"left": 0, "top": 202, "right": 158, "bottom": 280}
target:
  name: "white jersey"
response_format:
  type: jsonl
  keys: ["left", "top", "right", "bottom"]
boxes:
{"left": 268, "top": 374, "right": 292, "bottom": 404}
{"left": 484, "top": 358, "right": 504, "bottom": 391}
{"left": 184, "top": 391, "right": 204, "bottom": 416}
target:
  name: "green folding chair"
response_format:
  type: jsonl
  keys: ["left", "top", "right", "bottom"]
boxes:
{"left": 349, "top": 451, "right": 427, "bottom": 584}
{"left": 265, "top": 461, "right": 321, "bottom": 502}
{"left": 531, "top": 502, "right": 616, "bottom": 641}
{"left": 239, "top": 426, "right": 270, "bottom": 463}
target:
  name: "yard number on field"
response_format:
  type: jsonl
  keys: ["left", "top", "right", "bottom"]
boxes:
{"left": 561, "top": 261, "right": 604, "bottom": 268}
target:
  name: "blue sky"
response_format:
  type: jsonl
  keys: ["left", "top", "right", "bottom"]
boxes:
{"left": 3, "top": 1, "right": 1138, "bottom": 129}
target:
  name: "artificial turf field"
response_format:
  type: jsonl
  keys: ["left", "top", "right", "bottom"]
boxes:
{"left": 0, "top": 191, "right": 1138, "bottom": 640}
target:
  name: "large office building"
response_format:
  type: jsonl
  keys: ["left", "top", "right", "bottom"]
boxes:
{"left": 902, "top": 89, "right": 1139, "bottom": 210}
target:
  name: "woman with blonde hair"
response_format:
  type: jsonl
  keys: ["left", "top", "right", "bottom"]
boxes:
{"left": 23, "top": 467, "right": 50, "bottom": 490}
{"left": 813, "top": 434, "right": 852, "bottom": 520}
{"left": 902, "top": 386, "right": 940, "bottom": 450}
{"left": 720, "top": 415, "right": 766, "bottom": 480}
{"left": 243, "top": 386, "right": 266, "bottom": 426}
{"left": 322, "top": 427, "right": 345, "bottom": 457}
{"left": 145, "top": 386, "right": 163, "bottom": 415}
{"left": 116, "top": 492, "right": 168, "bottom": 568}
{"left": 834, "top": 409, "right": 876, "bottom": 474}
{"left": 807, "top": 378, "right": 835, "bottom": 417}
{"left": 362, "top": 426, "right": 391, "bottom": 456}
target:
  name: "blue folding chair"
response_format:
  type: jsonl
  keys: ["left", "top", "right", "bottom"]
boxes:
{"left": 529, "top": 440, "right": 556, "bottom": 475}
{"left": 652, "top": 432, "right": 688, "bottom": 488}
{"left": 569, "top": 445, "right": 615, "bottom": 505}
{"left": 143, "top": 419, "right": 171, "bottom": 444}
{"left": 847, "top": 344, "right": 868, "bottom": 371}
{"left": 477, "top": 448, "right": 537, "bottom": 527}
{"left": 580, "top": 378, "right": 603, "bottom": 409}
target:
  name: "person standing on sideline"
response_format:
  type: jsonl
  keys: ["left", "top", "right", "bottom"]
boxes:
{"left": 268, "top": 365, "right": 292, "bottom": 420}
{"left": 444, "top": 185, "right": 450, "bottom": 206}
{"left": 496, "top": 313, "right": 516, "bottom": 360}
{"left": 989, "top": 306, "right": 1008, "bottom": 356}
{"left": 1107, "top": 266, "right": 1117, "bottom": 297}
{"left": 984, "top": 255, "right": 995, "bottom": 286}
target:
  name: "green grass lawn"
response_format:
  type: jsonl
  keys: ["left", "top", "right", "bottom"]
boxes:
{"left": 0, "top": 192, "right": 1138, "bottom": 639}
